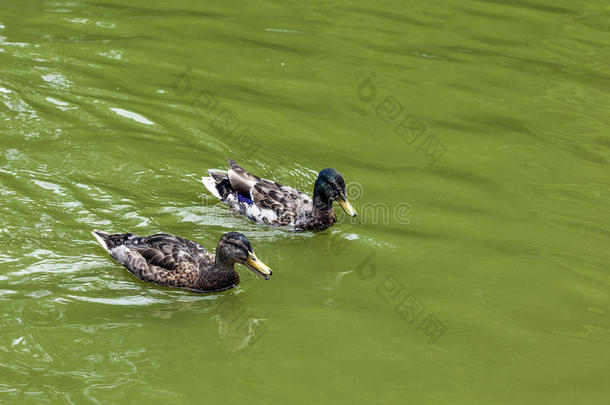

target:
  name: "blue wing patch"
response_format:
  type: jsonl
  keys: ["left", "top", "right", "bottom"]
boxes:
{"left": 237, "top": 194, "right": 253, "bottom": 204}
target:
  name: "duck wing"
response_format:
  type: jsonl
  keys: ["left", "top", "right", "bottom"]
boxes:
{"left": 227, "top": 159, "right": 282, "bottom": 198}
{"left": 250, "top": 182, "right": 309, "bottom": 212}
{"left": 202, "top": 159, "right": 313, "bottom": 226}
{"left": 202, "top": 159, "right": 280, "bottom": 202}
{"left": 92, "top": 231, "right": 212, "bottom": 290}
{"left": 243, "top": 176, "right": 312, "bottom": 226}
{"left": 227, "top": 158, "right": 312, "bottom": 212}
{"left": 136, "top": 233, "right": 210, "bottom": 270}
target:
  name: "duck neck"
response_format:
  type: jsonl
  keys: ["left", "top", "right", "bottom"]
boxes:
{"left": 214, "top": 250, "right": 237, "bottom": 273}
{"left": 312, "top": 192, "right": 333, "bottom": 216}
{"left": 199, "top": 254, "right": 239, "bottom": 292}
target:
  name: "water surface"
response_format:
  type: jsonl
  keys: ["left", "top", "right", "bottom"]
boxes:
{"left": 1, "top": 0, "right": 609, "bottom": 403}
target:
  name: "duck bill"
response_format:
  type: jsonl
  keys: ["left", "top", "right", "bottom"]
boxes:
{"left": 244, "top": 251, "right": 273, "bottom": 280}
{"left": 338, "top": 197, "right": 357, "bottom": 217}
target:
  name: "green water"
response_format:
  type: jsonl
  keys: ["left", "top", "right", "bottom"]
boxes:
{"left": 1, "top": 0, "right": 609, "bottom": 403}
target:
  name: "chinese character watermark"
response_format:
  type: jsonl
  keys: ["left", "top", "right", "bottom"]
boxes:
{"left": 356, "top": 72, "right": 446, "bottom": 166}
{"left": 171, "top": 68, "right": 263, "bottom": 152}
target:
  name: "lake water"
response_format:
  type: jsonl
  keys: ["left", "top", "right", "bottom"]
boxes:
{"left": 1, "top": 0, "right": 609, "bottom": 403}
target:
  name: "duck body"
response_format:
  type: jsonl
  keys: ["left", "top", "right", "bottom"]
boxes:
{"left": 202, "top": 160, "right": 356, "bottom": 231}
{"left": 92, "top": 230, "right": 271, "bottom": 293}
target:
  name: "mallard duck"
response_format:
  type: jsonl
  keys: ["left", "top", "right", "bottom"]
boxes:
{"left": 91, "top": 230, "right": 272, "bottom": 292}
{"left": 202, "top": 159, "right": 357, "bottom": 231}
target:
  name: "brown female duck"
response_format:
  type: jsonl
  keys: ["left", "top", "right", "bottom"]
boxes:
{"left": 92, "top": 230, "right": 272, "bottom": 292}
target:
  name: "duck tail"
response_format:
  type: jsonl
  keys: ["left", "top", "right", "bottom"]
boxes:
{"left": 91, "top": 229, "right": 111, "bottom": 252}
{"left": 208, "top": 170, "right": 228, "bottom": 184}
{"left": 202, "top": 176, "right": 222, "bottom": 199}
{"left": 202, "top": 169, "right": 231, "bottom": 200}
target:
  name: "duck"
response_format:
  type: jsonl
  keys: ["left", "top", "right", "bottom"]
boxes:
{"left": 91, "top": 230, "right": 272, "bottom": 292}
{"left": 202, "top": 159, "right": 357, "bottom": 231}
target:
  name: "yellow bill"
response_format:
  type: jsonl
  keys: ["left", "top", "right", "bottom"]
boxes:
{"left": 245, "top": 251, "right": 273, "bottom": 280}
{"left": 338, "top": 196, "right": 357, "bottom": 217}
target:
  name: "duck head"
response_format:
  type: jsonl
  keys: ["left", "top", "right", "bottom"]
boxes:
{"left": 216, "top": 232, "right": 273, "bottom": 280}
{"left": 313, "top": 168, "right": 357, "bottom": 217}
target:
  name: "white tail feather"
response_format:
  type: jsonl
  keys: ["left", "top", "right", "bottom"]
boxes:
{"left": 91, "top": 230, "right": 110, "bottom": 252}
{"left": 202, "top": 176, "right": 222, "bottom": 199}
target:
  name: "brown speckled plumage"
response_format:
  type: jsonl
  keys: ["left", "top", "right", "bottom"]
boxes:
{"left": 202, "top": 159, "right": 355, "bottom": 231}
{"left": 92, "top": 231, "right": 269, "bottom": 292}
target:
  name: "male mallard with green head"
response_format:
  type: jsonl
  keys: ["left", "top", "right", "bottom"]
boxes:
{"left": 92, "top": 230, "right": 272, "bottom": 292}
{"left": 202, "top": 159, "right": 357, "bottom": 231}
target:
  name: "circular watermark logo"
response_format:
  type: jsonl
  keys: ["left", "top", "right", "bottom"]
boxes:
{"left": 346, "top": 181, "right": 364, "bottom": 201}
